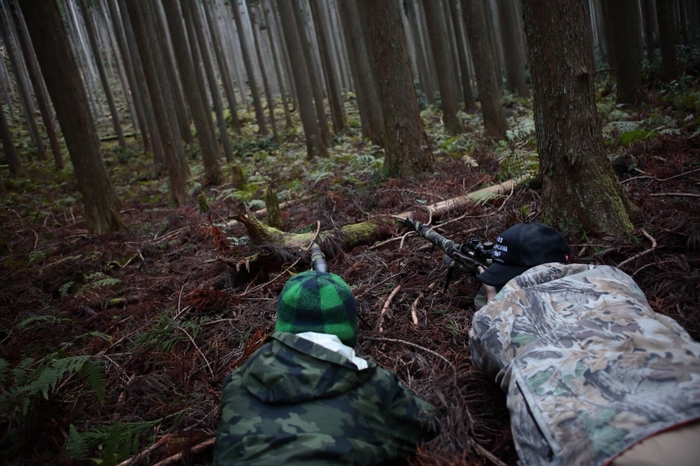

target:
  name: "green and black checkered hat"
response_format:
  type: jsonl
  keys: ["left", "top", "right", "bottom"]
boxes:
{"left": 275, "top": 271, "right": 358, "bottom": 347}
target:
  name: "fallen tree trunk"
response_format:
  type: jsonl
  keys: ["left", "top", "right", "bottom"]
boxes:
{"left": 223, "top": 178, "right": 522, "bottom": 284}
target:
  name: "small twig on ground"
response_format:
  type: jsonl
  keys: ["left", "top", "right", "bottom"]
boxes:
{"left": 174, "top": 279, "right": 189, "bottom": 319}
{"left": 410, "top": 282, "right": 437, "bottom": 326}
{"left": 151, "top": 437, "right": 215, "bottom": 466}
{"left": 377, "top": 285, "right": 402, "bottom": 332}
{"left": 618, "top": 229, "right": 657, "bottom": 269}
{"left": 117, "top": 434, "right": 174, "bottom": 466}
{"left": 364, "top": 336, "right": 457, "bottom": 382}
{"left": 622, "top": 167, "right": 700, "bottom": 184}
{"left": 650, "top": 192, "right": 700, "bottom": 198}
{"left": 469, "top": 439, "right": 510, "bottom": 466}
{"left": 178, "top": 327, "right": 214, "bottom": 377}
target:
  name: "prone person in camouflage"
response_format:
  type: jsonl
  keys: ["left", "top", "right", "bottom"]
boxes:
{"left": 469, "top": 222, "right": 700, "bottom": 465}
{"left": 213, "top": 270, "right": 439, "bottom": 465}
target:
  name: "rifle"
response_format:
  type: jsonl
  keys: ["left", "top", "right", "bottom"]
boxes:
{"left": 403, "top": 217, "right": 495, "bottom": 289}
{"left": 310, "top": 242, "right": 328, "bottom": 273}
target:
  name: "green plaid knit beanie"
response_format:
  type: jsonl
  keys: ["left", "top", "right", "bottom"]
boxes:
{"left": 275, "top": 271, "right": 358, "bottom": 347}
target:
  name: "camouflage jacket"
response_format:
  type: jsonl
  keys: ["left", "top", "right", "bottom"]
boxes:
{"left": 469, "top": 263, "right": 700, "bottom": 466}
{"left": 213, "top": 331, "right": 439, "bottom": 465}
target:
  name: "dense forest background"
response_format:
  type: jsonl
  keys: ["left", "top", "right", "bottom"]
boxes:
{"left": 1, "top": 0, "right": 699, "bottom": 464}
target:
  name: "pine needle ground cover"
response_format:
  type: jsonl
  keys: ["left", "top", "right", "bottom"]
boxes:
{"left": 1, "top": 81, "right": 700, "bottom": 465}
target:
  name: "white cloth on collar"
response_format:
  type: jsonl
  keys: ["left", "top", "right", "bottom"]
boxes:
{"left": 297, "top": 332, "right": 369, "bottom": 370}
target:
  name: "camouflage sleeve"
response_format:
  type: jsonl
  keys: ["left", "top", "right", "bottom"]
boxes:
{"left": 381, "top": 369, "right": 441, "bottom": 444}
{"left": 468, "top": 263, "right": 700, "bottom": 465}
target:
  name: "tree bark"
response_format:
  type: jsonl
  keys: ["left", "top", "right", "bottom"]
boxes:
{"left": 115, "top": 0, "right": 165, "bottom": 170}
{"left": 363, "top": 0, "right": 434, "bottom": 178}
{"left": 608, "top": 0, "right": 643, "bottom": 104}
{"left": 201, "top": 0, "right": 242, "bottom": 136}
{"left": 448, "top": 0, "right": 477, "bottom": 111}
{"left": 125, "top": 0, "right": 190, "bottom": 205}
{"left": 7, "top": 0, "right": 63, "bottom": 168}
{"left": 19, "top": 0, "right": 123, "bottom": 234}
{"left": 641, "top": 0, "right": 657, "bottom": 64}
{"left": 151, "top": 1, "right": 193, "bottom": 146}
{"left": 656, "top": 0, "right": 678, "bottom": 81}
{"left": 309, "top": 0, "right": 346, "bottom": 133}
{"left": 182, "top": 0, "right": 235, "bottom": 163}
{"left": 336, "top": 0, "right": 384, "bottom": 145}
{"left": 422, "top": 0, "right": 464, "bottom": 135}
{"left": 0, "top": 2, "right": 46, "bottom": 160}
{"left": 277, "top": 0, "right": 327, "bottom": 159}
{"left": 521, "top": 0, "right": 633, "bottom": 235}
{"left": 0, "top": 96, "right": 21, "bottom": 175}
{"left": 262, "top": 0, "right": 293, "bottom": 129}
{"left": 496, "top": 0, "right": 528, "bottom": 97}
{"left": 405, "top": 0, "right": 436, "bottom": 106}
{"left": 104, "top": 0, "right": 151, "bottom": 153}
{"left": 461, "top": 0, "right": 507, "bottom": 139}
{"left": 231, "top": 0, "right": 268, "bottom": 135}
{"left": 78, "top": 0, "right": 126, "bottom": 149}
{"left": 163, "top": 0, "right": 223, "bottom": 186}
{"left": 248, "top": 2, "right": 279, "bottom": 141}
{"left": 291, "top": 0, "right": 331, "bottom": 146}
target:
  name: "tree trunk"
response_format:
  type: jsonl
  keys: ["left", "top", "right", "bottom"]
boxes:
{"left": 115, "top": 0, "right": 165, "bottom": 170}
{"left": 520, "top": 0, "right": 633, "bottom": 235}
{"left": 422, "top": 0, "right": 463, "bottom": 135}
{"left": 151, "top": 1, "right": 193, "bottom": 146}
{"left": 461, "top": 0, "right": 507, "bottom": 139}
{"left": 19, "top": 0, "right": 123, "bottom": 234}
{"left": 7, "top": 0, "right": 63, "bottom": 168}
{"left": 248, "top": 2, "right": 279, "bottom": 141}
{"left": 125, "top": 0, "right": 190, "bottom": 205}
{"left": 309, "top": 0, "right": 346, "bottom": 133}
{"left": 276, "top": 0, "right": 327, "bottom": 159}
{"left": 483, "top": 0, "right": 504, "bottom": 90}
{"left": 656, "top": 0, "right": 678, "bottom": 81}
{"left": 0, "top": 96, "right": 21, "bottom": 175}
{"left": 201, "top": 0, "right": 242, "bottom": 136}
{"left": 163, "top": 0, "right": 223, "bottom": 186}
{"left": 448, "top": 0, "right": 477, "bottom": 111}
{"left": 231, "top": 0, "right": 268, "bottom": 135}
{"left": 291, "top": 0, "right": 331, "bottom": 146}
{"left": 641, "top": 0, "right": 657, "bottom": 64}
{"left": 405, "top": 0, "right": 436, "bottom": 106}
{"left": 182, "top": 0, "right": 234, "bottom": 163}
{"left": 363, "top": 0, "right": 434, "bottom": 178}
{"left": 0, "top": 2, "right": 46, "bottom": 160}
{"left": 78, "top": 0, "right": 126, "bottom": 149}
{"left": 104, "top": 0, "right": 149, "bottom": 152}
{"left": 336, "top": 0, "right": 384, "bottom": 145}
{"left": 496, "top": 0, "right": 528, "bottom": 97}
{"left": 608, "top": 0, "right": 643, "bottom": 104}
{"left": 262, "top": 0, "right": 293, "bottom": 129}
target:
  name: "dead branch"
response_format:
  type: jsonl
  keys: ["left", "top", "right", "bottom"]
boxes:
{"left": 617, "top": 229, "right": 657, "bottom": 269}
{"left": 394, "top": 177, "right": 524, "bottom": 220}
{"left": 377, "top": 285, "right": 402, "bottom": 332}
{"left": 151, "top": 438, "right": 215, "bottom": 466}
{"left": 364, "top": 336, "right": 457, "bottom": 382}
{"left": 116, "top": 434, "right": 174, "bottom": 466}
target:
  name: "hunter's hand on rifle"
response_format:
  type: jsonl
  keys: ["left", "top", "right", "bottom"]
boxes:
{"left": 478, "top": 266, "right": 498, "bottom": 302}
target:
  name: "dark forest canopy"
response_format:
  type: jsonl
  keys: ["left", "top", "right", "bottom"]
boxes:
{"left": 1, "top": 0, "right": 699, "bottom": 464}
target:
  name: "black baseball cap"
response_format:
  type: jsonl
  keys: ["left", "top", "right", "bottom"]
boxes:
{"left": 476, "top": 222, "right": 570, "bottom": 287}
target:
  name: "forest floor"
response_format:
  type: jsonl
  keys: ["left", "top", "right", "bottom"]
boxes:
{"left": 1, "top": 75, "right": 700, "bottom": 466}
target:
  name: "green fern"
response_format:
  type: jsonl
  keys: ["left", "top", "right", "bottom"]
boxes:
{"left": 1, "top": 355, "right": 106, "bottom": 416}
{"left": 66, "top": 424, "right": 89, "bottom": 460}
{"left": 66, "top": 419, "right": 163, "bottom": 465}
